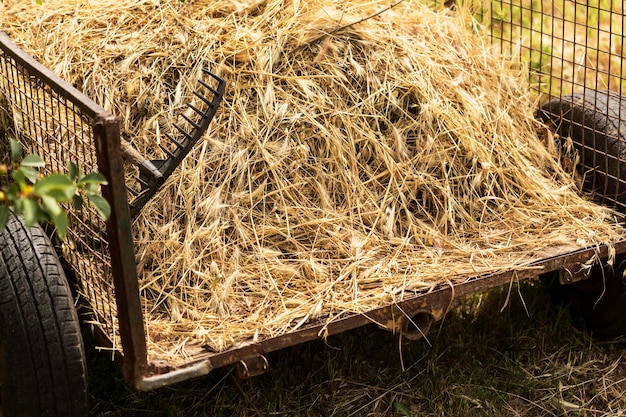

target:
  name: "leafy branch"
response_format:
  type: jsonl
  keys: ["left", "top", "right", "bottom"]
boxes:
{"left": 0, "top": 138, "right": 111, "bottom": 240}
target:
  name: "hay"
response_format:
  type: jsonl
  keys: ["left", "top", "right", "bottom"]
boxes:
{"left": 1, "top": 0, "right": 623, "bottom": 362}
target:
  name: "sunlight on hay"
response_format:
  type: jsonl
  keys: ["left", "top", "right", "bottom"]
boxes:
{"left": 1, "top": 0, "right": 623, "bottom": 361}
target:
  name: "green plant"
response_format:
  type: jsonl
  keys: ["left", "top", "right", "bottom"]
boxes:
{"left": 0, "top": 138, "right": 110, "bottom": 240}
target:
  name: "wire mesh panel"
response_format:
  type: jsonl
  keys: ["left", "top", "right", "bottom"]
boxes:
{"left": 0, "top": 35, "right": 121, "bottom": 351}
{"left": 487, "top": 0, "right": 626, "bottom": 210}
{"left": 488, "top": 0, "right": 625, "bottom": 96}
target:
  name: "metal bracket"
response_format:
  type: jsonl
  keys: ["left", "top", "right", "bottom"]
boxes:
{"left": 558, "top": 265, "right": 593, "bottom": 284}
{"left": 236, "top": 354, "right": 269, "bottom": 379}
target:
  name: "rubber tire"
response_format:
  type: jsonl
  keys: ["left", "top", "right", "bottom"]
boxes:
{"left": 540, "top": 89, "right": 626, "bottom": 206}
{"left": 540, "top": 90, "right": 626, "bottom": 338}
{"left": 0, "top": 213, "right": 88, "bottom": 417}
{"left": 545, "top": 256, "right": 626, "bottom": 339}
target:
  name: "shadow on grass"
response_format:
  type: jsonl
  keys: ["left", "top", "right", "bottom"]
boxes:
{"left": 87, "top": 279, "right": 626, "bottom": 416}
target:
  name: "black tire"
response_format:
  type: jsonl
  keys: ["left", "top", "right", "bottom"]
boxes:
{"left": 540, "top": 89, "right": 626, "bottom": 207}
{"left": 545, "top": 256, "right": 626, "bottom": 339}
{"left": 0, "top": 213, "right": 88, "bottom": 416}
{"left": 540, "top": 89, "right": 626, "bottom": 338}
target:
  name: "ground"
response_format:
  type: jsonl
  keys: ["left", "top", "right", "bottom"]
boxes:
{"left": 87, "top": 279, "right": 626, "bottom": 416}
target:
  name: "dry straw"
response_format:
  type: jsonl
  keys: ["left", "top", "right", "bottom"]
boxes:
{"left": 1, "top": 0, "right": 623, "bottom": 362}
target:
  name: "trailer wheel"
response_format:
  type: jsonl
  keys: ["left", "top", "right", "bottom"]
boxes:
{"left": 0, "top": 213, "right": 88, "bottom": 417}
{"left": 540, "top": 89, "right": 626, "bottom": 207}
{"left": 540, "top": 90, "right": 626, "bottom": 338}
{"left": 545, "top": 256, "right": 626, "bottom": 338}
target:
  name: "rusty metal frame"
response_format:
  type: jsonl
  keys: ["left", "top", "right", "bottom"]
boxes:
{"left": 93, "top": 116, "right": 148, "bottom": 384}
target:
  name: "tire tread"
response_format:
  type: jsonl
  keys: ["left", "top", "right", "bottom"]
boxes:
{"left": 0, "top": 214, "right": 87, "bottom": 416}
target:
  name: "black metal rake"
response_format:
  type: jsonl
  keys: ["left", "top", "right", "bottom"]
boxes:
{"left": 124, "top": 68, "right": 225, "bottom": 218}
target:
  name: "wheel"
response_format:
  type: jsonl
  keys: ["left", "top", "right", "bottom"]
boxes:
{"left": 0, "top": 213, "right": 88, "bottom": 416}
{"left": 540, "top": 89, "right": 626, "bottom": 207}
{"left": 545, "top": 256, "right": 626, "bottom": 339}
{"left": 540, "top": 90, "right": 626, "bottom": 338}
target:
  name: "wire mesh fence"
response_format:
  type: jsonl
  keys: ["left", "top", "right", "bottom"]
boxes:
{"left": 0, "top": 34, "right": 121, "bottom": 351}
{"left": 488, "top": 0, "right": 625, "bottom": 97}
{"left": 487, "top": 0, "right": 626, "bottom": 210}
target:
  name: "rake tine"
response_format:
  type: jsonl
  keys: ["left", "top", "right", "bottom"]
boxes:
{"left": 187, "top": 102, "right": 206, "bottom": 117}
{"left": 193, "top": 88, "right": 215, "bottom": 107}
{"left": 165, "top": 131, "right": 186, "bottom": 149}
{"left": 173, "top": 123, "right": 195, "bottom": 141}
{"left": 158, "top": 143, "right": 176, "bottom": 159}
{"left": 197, "top": 79, "right": 221, "bottom": 97}
{"left": 180, "top": 113, "right": 201, "bottom": 130}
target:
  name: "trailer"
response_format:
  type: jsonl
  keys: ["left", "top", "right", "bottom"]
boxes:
{"left": 0, "top": 1, "right": 625, "bottom": 415}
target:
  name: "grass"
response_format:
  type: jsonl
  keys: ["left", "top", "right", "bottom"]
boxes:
{"left": 86, "top": 279, "right": 626, "bottom": 416}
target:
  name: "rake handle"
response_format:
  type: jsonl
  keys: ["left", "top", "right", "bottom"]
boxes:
{"left": 120, "top": 138, "right": 164, "bottom": 184}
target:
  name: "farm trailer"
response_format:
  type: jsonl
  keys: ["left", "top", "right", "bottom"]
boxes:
{"left": 0, "top": 0, "right": 625, "bottom": 415}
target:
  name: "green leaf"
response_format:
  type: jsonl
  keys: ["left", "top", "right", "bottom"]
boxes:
{"left": 5, "top": 183, "right": 19, "bottom": 201}
{"left": 11, "top": 168, "right": 25, "bottom": 184}
{"left": 0, "top": 206, "right": 9, "bottom": 231}
{"left": 20, "top": 154, "right": 45, "bottom": 168}
{"left": 9, "top": 139, "right": 22, "bottom": 163}
{"left": 84, "top": 183, "right": 99, "bottom": 195}
{"left": 78, "top": 172, "right": 108, "bottom": 185}
{"left": 68, "top": 161, "right": 78, "bottom": 181}
{"left": 53, "top": 213, "right": 68, "bottom": 240}
{"left": 41, "top": 194, "right": 63, "bottom": 217}
{"left": 86, "top": 193, "right": 111, "bottom": 220}
{"left": 32, "top": 174, "right": 76, "bottom": 201}
{"left": 22, "top": 198, "right": 42, "bottom": 227}
{"left": 20, "top": 167, "right": 39, "bottom": 184}
{"left": 42, "top": 195, "right": 68, "bottom": 240}
{"left": 393, "top": 402, "right": 412, "bottom": 417}
{"left": 12, "top": 197, "right": 23, "bottom": 216}
{"left": 72, "top": 194, "right": 84, "bottom": 211}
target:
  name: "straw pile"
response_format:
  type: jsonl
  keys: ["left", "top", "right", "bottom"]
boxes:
{"left": 1, "top": 0, "right": 623, "bottom": 361}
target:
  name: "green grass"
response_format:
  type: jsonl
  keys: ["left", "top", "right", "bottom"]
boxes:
{"left": 87, "top": 280, "right": 626, "bottom": 416}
